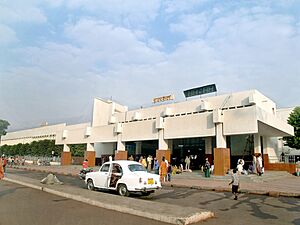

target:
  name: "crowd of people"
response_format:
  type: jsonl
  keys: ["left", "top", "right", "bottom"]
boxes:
{"left": 235, "top": 153, "right": 264, "bottom": 176}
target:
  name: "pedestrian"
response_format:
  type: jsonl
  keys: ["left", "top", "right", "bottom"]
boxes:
{"left": 167, "top": 164, "right": 172, "bottom": 182}
{"left": 252, "top": 154, "right": 257, "bottom": 174}
{"left": 147, "top": 155, "right": 153, "bottom": 172}
{"left": 0, "top": 157, "right": 4, "bottom": 179}
{"left": 204, "top": 158, "right": 211, "bottom": 177}
{"left": 185, "top": 155, "right": 191, "bottom": 171}
{"left": 142, "top": 157, "right": 147, "bottom": 168}
{"left": 128, "top": 155, "right": 134, "bottom": 161}
{"left": 159, "top": 156, "right": 167, "bottom": 182}
{"left": 229, "top": 169, "right": 240, "bottom": 200}
{"left": 256, "top": 154, "right": 263, "bottom": 176}
{"left": 154, "top": 158, "right": 159, "bottom": 174}
{"left": 82, "top": 159, "right": 88, "bottom": 170}
{"left": 2, "top": 155, "right": 7, "bottom": 173}
{"left": 237, "top": 160, "right": 243, "bottom": 175}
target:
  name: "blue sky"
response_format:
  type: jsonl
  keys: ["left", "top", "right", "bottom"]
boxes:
{"left": 0, "top": 0, "right": 300, "bottom": 131}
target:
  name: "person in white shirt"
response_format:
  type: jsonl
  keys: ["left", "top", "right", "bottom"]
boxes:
{"left": 229, "top": 169, "right": 240, "bottom": 200}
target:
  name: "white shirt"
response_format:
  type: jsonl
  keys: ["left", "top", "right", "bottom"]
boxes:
{"left": 231, "top": 173, "right": 239, "bottom": 186}
{"left": 237, "top": 164, "right": 243, "bottom": 173}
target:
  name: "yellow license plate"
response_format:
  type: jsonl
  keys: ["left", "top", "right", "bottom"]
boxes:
{"left": 148, "top": 178, "right": 154, "bottom": 185}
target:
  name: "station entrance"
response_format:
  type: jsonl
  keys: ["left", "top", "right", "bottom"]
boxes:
{"left": 171, "top": 137, "right": 206, "bottom": 169}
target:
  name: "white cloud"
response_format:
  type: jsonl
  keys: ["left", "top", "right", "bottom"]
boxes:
{"left": 65, "top": 0, "right": 161, "bottom": 25}
{"left": 170, "top": 13, "right": 210, "bottom": 38}
{"left": 0, "top": 24, "right": 18, "bottom": 45}
{"left": 164, "top": 0, "right": 208, "bottom": 14}
{"left": 64, "top": 19, "right": 165, "bottom": 66}
{"left": 0, "top": 1, "right": 47, "bottom": 24}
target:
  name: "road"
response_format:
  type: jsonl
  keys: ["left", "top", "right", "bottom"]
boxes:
{"left": 2, "top": 168, "right": 300, "bottom": 225}
{"left": 0, "top": 181, "right": 168, "bottom": 225}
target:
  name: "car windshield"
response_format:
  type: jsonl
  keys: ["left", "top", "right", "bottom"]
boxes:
{"left": 128, "top": 164, "right": 146, "bottom": 172}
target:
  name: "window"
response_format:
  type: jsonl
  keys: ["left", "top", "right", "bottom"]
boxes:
{"left": 128, "top": 164, "right": 146, "bottom": 172}
{"left": 112, "top": 163, "right": 122, "bottom": 173}
{"left": 100, "top": 164, "right": 110, "bottom": 172}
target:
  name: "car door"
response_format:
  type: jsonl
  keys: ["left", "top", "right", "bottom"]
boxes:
{"left": 94, "top": 163, "right": 111, "bottom": 189}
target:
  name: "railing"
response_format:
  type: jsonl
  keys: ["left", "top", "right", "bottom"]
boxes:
{"left": 268, "top": 155, "right": 297, "bottom": 164}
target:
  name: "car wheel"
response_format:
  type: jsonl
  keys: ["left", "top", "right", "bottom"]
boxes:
{"left": 118, "top": 184, "right": 129, "bottom": 197}
{"left": 87, "top": 179, "right": 94, "bottom": 191}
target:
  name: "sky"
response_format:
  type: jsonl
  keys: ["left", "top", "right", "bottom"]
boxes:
{"left": 0, "top": 0, "right": 300, "bottom": 131}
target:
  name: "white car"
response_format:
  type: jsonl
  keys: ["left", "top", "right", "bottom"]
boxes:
{"left": 85, "top": 160, "right": 161, "bottom": 196}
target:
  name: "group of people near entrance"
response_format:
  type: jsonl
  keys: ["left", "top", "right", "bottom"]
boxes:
{"left": 235, "top": 153, "right": 263, "bottom": 176}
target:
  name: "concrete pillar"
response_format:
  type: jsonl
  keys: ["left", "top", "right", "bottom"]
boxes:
{"left": 117, "top": 134, "right": 125, "bottom": 151}
{"left": 215, "top": 123, "right": 226, "bottom": 148}
{"left": 214, "top": 122, "right": 230, "bottom": 175}
{"left": 205, "top": 137, "right": 213, "bottom": 164}
{"left": 158, "top": 129, "right": 168, "bottom": 150}
{"left": 254, "top": 133, "right": 261, "bottom": 154}
{"left": 85, "top": 143, "right": 96, "bottom": 167}
{"left": 115, "top": 134, "right": 127, "bottom": 160}
{"left": 135, "top": 141, "right": 142, "bottom": 155}
{"left": 205, "top": 137, "right": 212, "bottom": 154}
{"left": 61, "top": 144, "right": 72, "bottom": 165}
{"left": 168, "top": 139, "right": 173, "bottom": 154}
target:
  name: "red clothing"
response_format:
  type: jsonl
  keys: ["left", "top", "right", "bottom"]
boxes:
{"left": 82, "top": 161, "right": 88, "bottom": 169}
{"left": 0, "top": 159, "right": 4, "bottom": 179}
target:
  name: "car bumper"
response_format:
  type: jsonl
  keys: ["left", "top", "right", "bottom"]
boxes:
{"left": 134, "top": 186, "right": 161, "bottom": 191}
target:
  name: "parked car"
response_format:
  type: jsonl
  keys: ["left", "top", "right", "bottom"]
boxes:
{"left": 85, "top": 160, "right": 161, "bottom": 196}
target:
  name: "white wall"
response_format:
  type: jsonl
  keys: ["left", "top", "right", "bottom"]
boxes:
{"left": 1, "top": 123, "right": 66, "bottom": 146}
{"left": 223, "top": 106, "right": 258, "bottom": 135}
{"left": 95, "top": 143, "right": 115, "bottom": 157}
{"left": 164, "top": 112, "right": 215, "bottom": 139}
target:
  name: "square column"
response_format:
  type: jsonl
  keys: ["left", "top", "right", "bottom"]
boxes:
{"left": 156, "top": 149, "right": 171, "bottom": 164}
{"left": 158, "top": 129, "right": 168, "bottom": 150}
{"left": 214, "top": 148, "right": 230, "bottom": 176}
{"left": 135, "top": 141, "right": 142, "bottom": 155}
{"left": 254, "top": 133, "right": 261, "bottom": 154}
{"left": 85, "top": 143, "right": 95, "bottom": 167}
{"left": 61, "top": 144, "right": 72, "bottom": 165}
{"left": 215, "top": 123, "right": 226, "bottom": 148}
{"left": 115, "top": 134, "right": 127, "bottom": 160}
{"left": 205, "top": 137, "right": 213, "bottom": 164}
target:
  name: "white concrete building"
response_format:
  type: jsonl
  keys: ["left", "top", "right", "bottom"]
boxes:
{"left": 1, "top": 89, "right": 295, "bottom": 174}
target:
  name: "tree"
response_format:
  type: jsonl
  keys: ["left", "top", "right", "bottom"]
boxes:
{"left": 284, "top": 107, "right": 300, "bottom": 149}
{"left": 0, "top": 119, "right": 10, "bottom": 136}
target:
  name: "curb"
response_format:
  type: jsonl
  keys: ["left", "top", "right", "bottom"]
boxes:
{"left": 165, "top": 183, "right": 300, "bottom": 198}
{"left": 3, "top": 177, "right": 214, "bottom": 225}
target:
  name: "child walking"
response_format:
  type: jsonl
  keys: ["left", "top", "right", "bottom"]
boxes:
{"left": 229, "top": 169, "right": 240, "bottom": 200}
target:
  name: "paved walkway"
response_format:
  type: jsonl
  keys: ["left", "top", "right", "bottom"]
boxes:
{"left": 9, "top": 164, "right": 300, "bottom": 197}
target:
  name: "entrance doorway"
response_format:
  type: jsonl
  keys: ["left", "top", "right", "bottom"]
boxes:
{"left": 172, "top": 137, "right": 205, "bottom": 169}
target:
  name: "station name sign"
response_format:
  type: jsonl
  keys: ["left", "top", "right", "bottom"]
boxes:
{"left": 152, "top": 94, "right": 175, "bottom": 104}
{"left": 184, "top": 84, "right": 217, "bottom": 98}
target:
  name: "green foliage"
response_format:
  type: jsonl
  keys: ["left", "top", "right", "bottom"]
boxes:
{"left": 0, "top": 119, "right": 10, "bottom": 136}
{"left": 69, "top": 144, "right": 86, "bottom": 157}
{"left": 284, "top": 107, "right": 300, "bottom": 149}
{"left": 0, "top": 140, "right": 63, "bottom": 157}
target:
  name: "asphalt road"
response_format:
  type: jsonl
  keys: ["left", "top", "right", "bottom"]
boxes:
{"left": 0, "top": 181, "right": 168, "bottom": 225}
{"left": 3, "top": 168, "right": 300, "bottom": 225}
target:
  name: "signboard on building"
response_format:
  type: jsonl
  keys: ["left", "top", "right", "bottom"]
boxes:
{"left": 183, "top": 84, "right": 217, "bottom": 98}
{"left": 152, "top": 94, "right": 175, "bottom": 104}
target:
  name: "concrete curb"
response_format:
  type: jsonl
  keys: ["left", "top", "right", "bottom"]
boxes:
{"left": 165, "top": 183, "right": 300, "bottom": 198}
{"left": 3, "top": 177, "right": 214, "bottom": 225}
